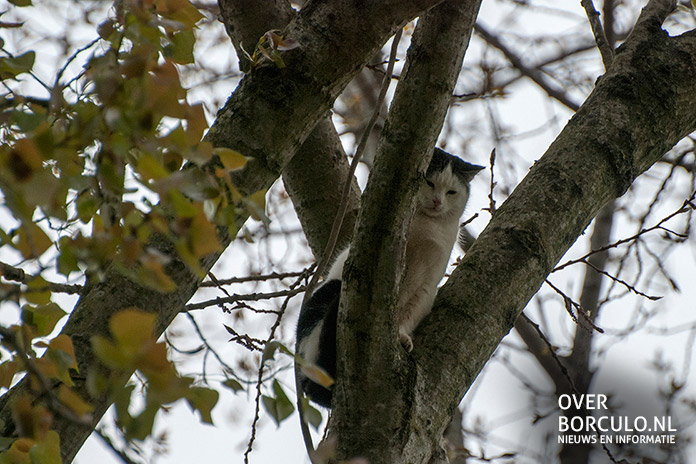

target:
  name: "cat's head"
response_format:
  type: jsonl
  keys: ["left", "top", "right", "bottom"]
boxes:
{"left": 417, "top": 148, "right": 484, "bottom": 218}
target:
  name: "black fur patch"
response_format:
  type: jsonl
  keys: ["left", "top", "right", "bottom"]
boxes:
{"left": 296, "top": 279, "right": 341, "bottom": 408}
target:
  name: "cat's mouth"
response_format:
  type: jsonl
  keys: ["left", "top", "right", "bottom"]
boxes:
{"left": 422, "top": 205, "right": 444, "bottom": 216}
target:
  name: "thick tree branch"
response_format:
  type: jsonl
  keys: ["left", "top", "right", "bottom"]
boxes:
{"left": 415, "top": 1, "right": 694, "bottom": 462}
{"left": 217, "top": 0, "right": 360, "bottom": 259}
{"left": 209, "top": 0, "right": 446, "bottom": 195}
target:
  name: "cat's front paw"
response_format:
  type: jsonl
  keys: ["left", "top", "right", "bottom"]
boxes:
{"left": 399, "top": 332, "right": 414, "bottom": 352}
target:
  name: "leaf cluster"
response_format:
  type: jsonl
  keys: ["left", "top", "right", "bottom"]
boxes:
{"left": 0, "top": 0, "right": 269, "bottom": 460}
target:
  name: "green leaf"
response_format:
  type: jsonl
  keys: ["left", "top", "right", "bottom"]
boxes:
{"left": 56, "top": 238, "right": 80, "bottom": 276}
{"left": 21, "top": 303, "right": 67, "bottom": 337}
{"left": 243, "top": 190, "right": 270, "bottom": 227}
{"left": 222, "top": 378, "right": 244, "bottom": 393}
{"left": 8, "top": 0, "right": 32, "bottom": 6}
{"left": 127, "top": 402, "right": 159, "bottom": 441}
{"left": 24, "top": 277, "right": 51, "bottom": 305}
{"left": 186, "top": 387, "right": 219, "bottom": 424}
{"left": 262, "top": 381, "right": 295, "bottom": 427}
{"left": 0, "top": 51, "right": 35, "bottom": 80}
{"left": 75, "top": 193, "right": 99, "bottom": 223}
{"left": 113, "top": 384, "right": 135, "bottom": 428}
{"left": 300, "top": 397, "right": 323, "bottom": 430}
{"left": 16, "top": 223, "right": 52, "bottom": 259}
{"left": 0, "top": 437, "right": 14, "bottom": 452}
{"left": 261, "top": 340, "right": 293, "bottom": 365}
{"left": 10, "top": 109, "right": 45, "bottom": 132}
{"left": 28, "top": 431, "right": 61, "bottom": 464}
{"left": 164, "top": 29, "right": 195, "bottom": 65}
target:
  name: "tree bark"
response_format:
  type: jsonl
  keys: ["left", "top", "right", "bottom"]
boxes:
{"left": 217, "top": 0, "right": 360, "bottom": 258}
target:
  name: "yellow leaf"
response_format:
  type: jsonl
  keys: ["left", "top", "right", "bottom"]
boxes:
{"left": 189, "top": 209, "right": 222, "bottom": 258}
{"left": 213, "top": 148, "right": 247, "bottom": 171}
{"left": 91, "top": 336, "right": 132, "bottom": 370}
{"left": 0, "top": 361, "right": 19, "bottom": 389}
{"left": 58, "top": 385, "right": 93, "bottom": 417}
{"left": 155, "top": 0, "right": 204, "bottom": 27}
{"left": 7, "top": 438, "right": 32, "bottom": 464}
{"left": 110, "top": 309, "right": 156, "bottom": 353}
{"left": 10, "top": 395, "right": 53, "bottom": 441}
{"left": 16, "top": 223, "right": 52, "bottom": 259}
{"left": 32, "top": 358, "right": 59, "bottom": 381}
{"left": 301, "top": 364, "right": 334, "bottom": 388}
{"left": 139, "top": 256, "right": 178, "bottom": 293}
{"left": 49, "top": 334, "right": 78, "bottom": 371}
{"left": 24, "top": 277, "right": 51, "bottom": 305}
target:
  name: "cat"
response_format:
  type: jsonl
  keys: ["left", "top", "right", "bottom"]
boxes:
{"left": 296, "top": 147, "right": 483, "bottom": 407}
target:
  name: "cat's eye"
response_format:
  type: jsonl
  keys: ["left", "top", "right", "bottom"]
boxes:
{"left": 447, "top": 190, "right": 457, "bottom": 195}
{"left": 426, "top": 180, "right": 435, "bottom": 188}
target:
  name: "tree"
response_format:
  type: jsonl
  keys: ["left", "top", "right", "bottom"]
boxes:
{"left": 0, "top": 0, "right": 695, "bottom": 463}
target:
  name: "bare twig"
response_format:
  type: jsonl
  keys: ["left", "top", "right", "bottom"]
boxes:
{"left": 0, "top": 261, "right": 84, "bottom": 296}
{"left": 580, "top": 0, "right": 615, "bottom": 69}
{"left": 486, "top": 148, "right": 497, "bottom": 215}
{"left": 184, "top": 287, "right": 305, "bottom": 312}
{"left": 94, "top": 427, "right": 141, "bottom": 464}
{"left": 519, "top": 314, "right": 620, "bottom": 464}
{"left": 305, "top": 28, "right": 404, "bottom": 292}
{"left": 199, "top": 270, "right": 309, "bottom": 287}
{"left": 544, "top": 279, "right": 605, "bottom": 333}
{"left": 245, "top": 268, "right": 311, "bottom": 463}
{"left": 554, "top": 191, "right": 696, "bottom": 272}
{"left": 583, "top": 260, "right": 662, "bottom": 301}
{"left": 474, "top": 24, "right": 580, "bottom": 112}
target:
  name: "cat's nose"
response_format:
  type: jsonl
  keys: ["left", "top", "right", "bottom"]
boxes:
{"left": 432, "top": 197, "right": 441, "bottom": 207}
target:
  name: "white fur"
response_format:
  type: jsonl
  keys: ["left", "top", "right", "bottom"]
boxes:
{"left": 326, "top": 163, "right": 471, "bottom": 352}
{"left": 298, "top": 322, "right": 323, "bottom": 365}
{"left": 397, "top": 163, "right": 470, "bottom": 350}
{"left": 326, "top": 248, "right": 349, "bottom": 281}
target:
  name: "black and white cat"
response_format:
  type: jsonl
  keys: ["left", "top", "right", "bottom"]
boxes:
{"left": 296, "top": 147, "right": 483, "bottom": 407}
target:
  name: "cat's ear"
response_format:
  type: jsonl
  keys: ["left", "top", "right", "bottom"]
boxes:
{"left": 459, "top": 162, "right": 485, "bottom": 183}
